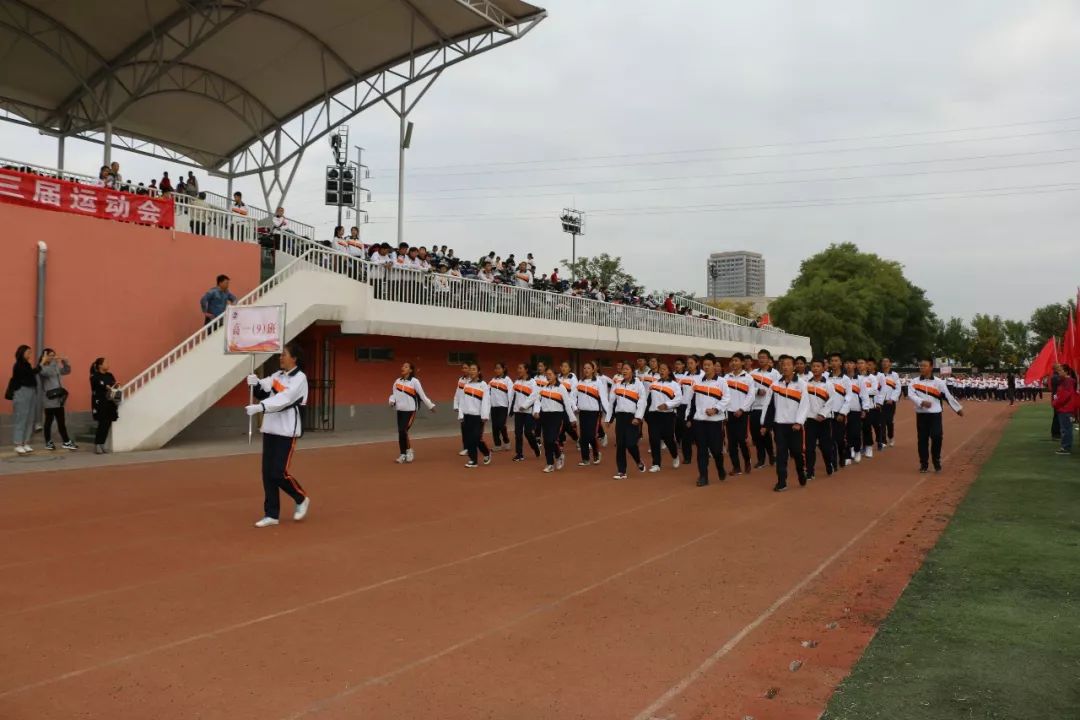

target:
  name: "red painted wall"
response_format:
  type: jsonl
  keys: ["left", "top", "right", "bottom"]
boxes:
{"left": 0, "top": 202, "right": 260, "bottom": 412}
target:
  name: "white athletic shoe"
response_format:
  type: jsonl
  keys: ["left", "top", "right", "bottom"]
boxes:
{"left": 844, "top": 459, "right": 852, "bottom": 467}
{"left": 673, "top": 457, "right": 681, "bottom": 469}
{"left": 542, "top": 465, "right": 555, "bottom": 473}
{"left": 21, "top": 445, "right": 33, "bottom": 454}
{"left": 865, "top": 447, "right": 874, "bottom": 459}
{"left": 405, "top": 449, "right": 415, "bottom": 463}
{"left": 458, "top": 449, "right": 469, "bottom": 456}
{"left": 648, "top": 465, "right": 661, "bottom": 473}
{"left": 612, "top": 472, "right": 627, "bottom": 480}
{"left": 888, "top": 440, "right": 895, "bottom": 447}
{"left": 395, "top": 454, "right": 407, "bottom": 464}
{"left": 600, "top": 435, "right": 609, "bottom": 448}
{"left": 592, "top": 453, "right": 602, "bottom": 465}
{"left": 293, "top": 498, "right": 310, "bottom": 521}
{"left": 854, "top": 453, "right": 862, "bottom": 464}
{"left": 555, "top": 455, "right": 565, "bottom": 470}
{"left": 483, "top": 454, "right": 493, "bottom": 466}
{"left": 254, "top": 517, "right": 279, "bottom": 528}
{"left": 14, "top": 446, "right": 27, "bottom": 455}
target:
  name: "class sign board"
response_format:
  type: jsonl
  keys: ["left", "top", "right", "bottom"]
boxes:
{"left": 225, "top": 305, "right": 286, "bottom": 354}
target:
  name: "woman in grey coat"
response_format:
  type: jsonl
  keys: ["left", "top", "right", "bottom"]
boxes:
{"left": 7, "top": 345, "right": 40, "bottom": 455}
{"left": 39, "top": 348, "right": 77, "bottom": 451}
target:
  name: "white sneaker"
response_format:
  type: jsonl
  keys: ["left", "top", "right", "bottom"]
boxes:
{"left": 254, "top": 517, "right": 279, "bottom": 528}
{"left": 555, "top": 455, "right": 565, "bottom": 470}
{"left": 405, "top": 449, "right": 415, "bottom": 463}
{"left": 592, "top": 453, "right": 602, "bottom": 465}
{"left": 854, "top": 453, "right": 862, "bottom": 464}
{"left": 600, "top": 435, "right": 608, "bottom": 448}
{"left": 458, "top": 449, "right": 469, "bottom": 456}
{"left": 21, "top": 445, "right": 33, "bottom": 454}
{"left": 844, "top": 459, "right": 852, "bottom": 467}
{"left": 888, "top": 440, "right": 895, "bottom": 447}
{"left": 648, "top": 465, "right": 661, "bottom": 473}
{"left": 542, "top": 465, "right": 555, "bottom": 473}
{"left": 865, "top": 447, "right": 874, "bottom": 459}
{"left": 483, "top": 454, "right": 493, "bottom": 466}
{"left": 293, "top": 497, "right": 310, "bottom": 521}
{"left": 612, "top": 472, "right": 627, "bottom": 480}
{"left": 395, "top": 454, "right": 407, "bottom": 464}
{"left": 14, "top": 446, "right": 27, "bottom": 455}
{"left": 673, "top": 457, "right": 681, "bottom": 469}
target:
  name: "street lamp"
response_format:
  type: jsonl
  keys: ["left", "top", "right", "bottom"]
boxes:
{"left": 560, "top": 208, "right": 585, "bottom": 281}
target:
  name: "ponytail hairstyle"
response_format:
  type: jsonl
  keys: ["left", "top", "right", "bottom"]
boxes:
{"left": 90, "top": 357, "right": 105, "bottom": 377}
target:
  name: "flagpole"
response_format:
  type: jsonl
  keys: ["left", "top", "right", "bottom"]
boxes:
{"left": 248, "top": 354, "right": 255, "bottom": 444}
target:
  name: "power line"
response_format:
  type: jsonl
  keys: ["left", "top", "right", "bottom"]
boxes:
{"left": 364, "top": 181, "right": 1080, "bottom": 223}
{"left": 397, "top": 113, "right": 1080, "bottom": 172}
{"left": 393, "top": 125, "right": 1080, "bottom": 179}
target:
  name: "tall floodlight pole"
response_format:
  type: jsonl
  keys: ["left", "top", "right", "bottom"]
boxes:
{"left": 560, "top": 209, "right": 585, "bottom": 281}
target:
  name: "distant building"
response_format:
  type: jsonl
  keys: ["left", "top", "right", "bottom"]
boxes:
{"left": 707, "top": 251, "right": 765, "bottom": 299}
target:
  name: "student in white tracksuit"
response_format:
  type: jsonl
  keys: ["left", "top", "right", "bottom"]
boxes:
{"left": 645, "top": 363, "right": 682, "bottom": 472}
{"left": 688, "top": 354, "right": 731, "bottom": 486}
{"left": 457, "top": 362, "right": 492, "bottom": 468}
{"left": 759, "top": 355, "right": 810, "bottom": 492}
{"left": 573, "top": 361, "right": 611, "bottom": 466}
{"left": 533, "top": 368, "right": 577, "bottom": 472}
{"left": 245, "top": 342, "right": 311, "bottom": 528}
{"left": 451, "top": 363, "right": 470, "bottom": 456}
{"left": 388, "top": 361, "right": 435, "bottom": 464}
{"left": 488, "top": 362, "right": 512, "bottom": 451}
{"left": 608, "top": 362, "right": 647, "bottom": 479}
{"left": 908, "top": 358, "right": 964, "bottom": 473}
{"left": 509, "top": 363, "right": 541, "bottom": 460}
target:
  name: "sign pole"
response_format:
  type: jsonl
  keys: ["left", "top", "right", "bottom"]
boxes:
{"left": 248, "top": 354, "right": 255, "bottom": 444}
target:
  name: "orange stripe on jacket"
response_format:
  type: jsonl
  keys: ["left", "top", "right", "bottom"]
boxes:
{"left": 807, "top": 385, "right": 829, "bottom": 400}
{"left": 751, "top": 373, "right": 774, "bottom": 387}
{"left": 540, "top": 389, "right": 565, "bottom": 403}
{"left": 693, "top": 385, "right": 724, "bottom": 399}
{"left": 578, "top": 385, "right": 601, "bottom": 399}
{"left": 394, "top": 382, "right": 417, "bottom": 396}
{"left": 726, "top": 380, "right": 750, "bottom": 394}
{"left": 649, "top": 383, "right": 677, "bottom": 399}
{"left": 463, "top": 386, "right": 485, "bottom": 399}
{"left": 912, "top": 383, "right": 942, "bottom": 398}
{"left": 772, "top": 386, "right": 803, "bottom": 401}
{"left": 614, "top": 388, "right": 640, "bottom": 401}
{"left": 272, "top": 378, "right": 286, "bottom": 393}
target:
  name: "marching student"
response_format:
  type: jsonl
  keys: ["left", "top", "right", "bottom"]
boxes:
{"left": 844, "top": 358, "right": 868, "bottom": 465}
{"left": 487, "top": 362, "right": 512, "bottom": 452}
{"left": 609, "top": 362, "right": 647, "bottom": 479}
{"left": 723, "top": 353, "right": 756, "bottom": 475}
{"left": 645, "top": 362, "right": 682, "bottom": 472}
{"left": 672, "top": 358, "right": 690, "bottom": 457}
{"left": 533, "top": 360, "right": 550, "bottom": 387}
{"left": 573, "top": 361, "right": 611, "bottom": 466}
{"left": 803, "top": 359, "right": 841, "bottom": 480}
{"left": 795, "top": 356, "right": 810, "bottom": 382}
{"left": 678, "top": 355, "right": 703, "bottom": 464}
{"left": 749, "top": 349, "right": 780, "bottom": 468}
{"left": 689, "top": 354, "right": 731, "bottom": 486}
{"left": 593, "top": 359, "right": 611, "bottom": 448}
{"left": 856, "top": 358, "right": 879, "bottom": 459}
{"left": 759, "top": 355, "right": 809, "bottom": 492}
{"left": 388, "top": 361, "right": 436, "bottom": 464}
{"left": 827, "top": 353, "right": 850, "bottom": 471}
{"left": 869, "top": 358, "right": 888, "bottom": 451}
{"left": 245, "top": 342, "right": 311, "bottom": 528}
{"left": 509, "top": 363, "right": 541, "bottom": 461}
{"left": 457, "top": 362, "right": 493, "bottom": 468}
{"left": 534, "top": 367, "right": 576, "bottom": 472}
{"left": 880, "top": 357, "right": 901, "bottom": 447}
{"left": 452, "top": 362, "right": 470, "bottom": 456}
{"left": 558, "top": 361, "right": 580, "bottom": 445}
{"left": 908, "top": 358, "right": 964, "bottom": 473}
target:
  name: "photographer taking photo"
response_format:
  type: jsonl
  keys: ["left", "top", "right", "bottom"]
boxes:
{"left": 39, "top": 348, "right": 77, "bottom": 451}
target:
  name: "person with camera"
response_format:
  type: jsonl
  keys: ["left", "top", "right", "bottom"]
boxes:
{"left": 7, "top": 345, "right": 41, "bottom": 455}
{"left": 90, "top": 357, "right": 121, "bottom": 454}
{"left": 38, "top": 348, "right": 77, "bottom": 451}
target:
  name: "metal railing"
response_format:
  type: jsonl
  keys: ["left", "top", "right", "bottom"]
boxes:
{"left": 120, "top": 247, "right": 344, "bottom": 400}
{"left": 0, "top": 157, "right": 98, "bottom": 184}
{"left": 275, "top": 235, "right": 773, "bottom": 346}
{"left": 666, "top": 293, "right": 786, "bottom": 334}
{"left": 202, "top": 190, "right": 316, "bottom": 240}
{"left": 173, "top": 194, "right": 257, "bottom": 243}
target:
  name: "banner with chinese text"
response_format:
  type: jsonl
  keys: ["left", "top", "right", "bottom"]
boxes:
{"left": 225, "top": 305, "right": 286, "bottom": 354}
{"left": 0, "top": 168, "right": 175, "bottom": 228}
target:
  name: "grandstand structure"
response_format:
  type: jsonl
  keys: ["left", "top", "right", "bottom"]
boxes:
{"left": 0, "top": 0, "right": 811, "bottom": 452}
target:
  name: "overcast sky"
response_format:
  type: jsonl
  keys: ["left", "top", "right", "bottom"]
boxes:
{"left": 4, "top": 0, "right": 1079, "bottom": 322}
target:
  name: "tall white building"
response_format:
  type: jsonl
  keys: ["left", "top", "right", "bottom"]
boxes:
{"left": 707, "top": 251, "right": 765, "bottom": 298}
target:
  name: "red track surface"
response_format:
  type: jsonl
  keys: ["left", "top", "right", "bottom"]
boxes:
{"left": 0, "top": 402, "right": 1012, "bottom": 719}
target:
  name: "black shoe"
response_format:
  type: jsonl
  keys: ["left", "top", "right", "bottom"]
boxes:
{"left": 919, "top": 465, "right": 928, "bottom": 474}
{"left": 773, "top": 482, "right": 787, "bottom": 492}
{"left": 768, "top": 458, "right": 776, "bottom": 466}
{"left": 744, "top": 463, "right": 752, "bottom": 474}
{"left": 718, "top": 470, "right": 727, "bottom": 481}
{"left": 754, "top": 462, "right": 767, "bottom": 470}
{"left": 512, "top": 455, "right": 525, "bottom": 462}
{"left": 799, "top": 475, "right": 808, "bottom": 486}
{"left": 933, "top": 464, "right": 942, "bottom": 473}
{"left": 637, "top": 463, "right": 646, "bottom": 473}
{"left": 825, "top": 468, "right": 833, "bottom": 476}
{"left": 696, "top": 477, "right": 709, "bottom": 487}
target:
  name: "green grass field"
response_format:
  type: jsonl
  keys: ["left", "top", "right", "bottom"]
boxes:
{"left": 824, "top": 404, "right": 1080, "bottom": 720}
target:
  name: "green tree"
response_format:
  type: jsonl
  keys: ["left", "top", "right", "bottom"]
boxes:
{"left": 935, "top": 317, "right": 972, "bottom": 362}
{"left": 769, "top": 243, "right": 936, "bottom": 361}
{"left": 967, "top": 313, "right": 1006, "bottom": 369}
{"left": 1002, "top": 319, "right": 1029, "bottom": 365}
{"left": 705, "top": 298, "right": 757, "bottom": 319}
{"left": 561, "top": 254, "right": 640, "bottom": 291}
{"left": 1027, "top": 300, "right": 1076, "bottom": 355}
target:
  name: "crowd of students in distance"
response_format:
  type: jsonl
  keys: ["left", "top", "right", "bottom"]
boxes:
{"left": 387, "top": 350, "right": 970, "bottom": 492}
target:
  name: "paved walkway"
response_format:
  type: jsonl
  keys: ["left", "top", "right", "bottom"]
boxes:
{"left": 0, "top": 426, "right": 458, "bottom": 476}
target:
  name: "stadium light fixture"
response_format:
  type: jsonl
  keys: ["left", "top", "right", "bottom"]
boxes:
{"left": 560, "top": 208, "right": 585, "bottom": 280}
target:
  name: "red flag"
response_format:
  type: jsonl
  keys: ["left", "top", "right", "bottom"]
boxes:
{"left": 1024, "top": 337, "right": 1058, "bottom": 385}
{"left": 1063, "top": 309, "right": 1076, "bottom": 368}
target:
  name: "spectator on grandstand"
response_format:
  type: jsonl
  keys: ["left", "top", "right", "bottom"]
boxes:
{"left": 97, "top": 165, "right": 110, "bottom": 187}
{"left": 416, "top": 247, "right": 432, "bottom": 271}
{"left": 176, "top": 177, "right": 187, "bottom": 195}
{"left": 107, "top": 161, "right": 122, "bottom": 190}
{"left": 663, "top": 294, "right": 676, "bottom": 313}
{"left": 185, "top": 171, "right": 199, "bottom": 196}
{"left": 200, "top": 274, "right": 237, "bottom": 326}
{"left": 231, "top": 191, "right": 248, "bottom": 216}
{"left": 159, "top": 172, "right": 173, "bottom": 195}
{"left": 147, "top": 179, "right": 158, "bottom": 195}
{"left": 477, "top": 261, "right": 496, "bottom": 283}
{"left": 371, "top": 243, "right": 393, "bottom": 267}
{"left": 513, "top": 261, "right": 533, "bottom": 288}
{"left": 551, "top": 268, "right": 560, "bottom": 285}
{"left": 190, "top": 192, "right": 210, "bottom": 235}
{"left": 272, "top": 207, "right": 289, "bottom": 235}
{"left": 348, "top": 226, "right": 361, "bottom": 244}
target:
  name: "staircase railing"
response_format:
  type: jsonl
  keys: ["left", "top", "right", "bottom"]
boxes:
{"left": 120, "top": 247, "right": 350, "bottom": 400}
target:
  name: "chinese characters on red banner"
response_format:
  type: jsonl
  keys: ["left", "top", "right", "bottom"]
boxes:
{"left": 0, "top": 168, "right": 175, "bottom": 228}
